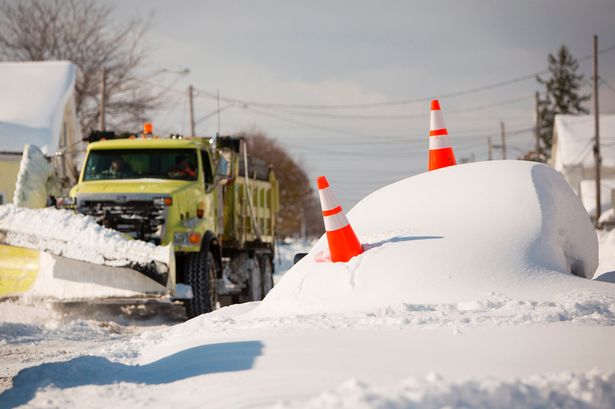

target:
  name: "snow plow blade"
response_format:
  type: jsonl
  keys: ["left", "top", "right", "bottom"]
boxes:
{"left": 0, "top": 229, "right": 175, "bottom": 301}
{"left": 0, "top": 244, "right": 39, "bottom": 297}
{"left": 26, "top": 252, "right": 172, "bottom": 300}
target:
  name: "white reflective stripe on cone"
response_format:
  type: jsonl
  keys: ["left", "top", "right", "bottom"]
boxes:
{"left": 324, "top": 212, "right": 349, "bottom": 231}
{"left": 430, "top": 110, "right": 446, "bottom": 131}
{"left": 429, "top": 135, "right": 452, "bottom": 150}
{"left": 318, "top": 187, "right": 340, "bottom": 212}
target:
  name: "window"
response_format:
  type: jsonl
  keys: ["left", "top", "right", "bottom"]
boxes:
{"left": 200, "top": 150, "right": 214, "bottom": 185}
{"left": 83, "top": 149, "right": 198, "bottom": 181}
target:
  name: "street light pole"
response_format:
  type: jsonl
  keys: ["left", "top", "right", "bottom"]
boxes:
{"left": 99, "top": 67, "right": 106, "bottom": 131}
{"left": 188, "top": 85, "right": 195, "bottom": 137}
{"left": 500, "top": 121, "right": 506, "bottom": 160}
{"left": 534, "top": 91, "right": 540, "bottom": 157}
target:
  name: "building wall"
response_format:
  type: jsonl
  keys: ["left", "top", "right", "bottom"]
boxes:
{"left": 0, "top": 155, "right": 21, "bottom": 204}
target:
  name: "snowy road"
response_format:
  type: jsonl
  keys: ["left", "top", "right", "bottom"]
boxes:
{"left": 0, "top": 239, "right": 310, "bottom": 396}
{"left": 2, "top": 301, "right": 615, "bottom": 408}
{"left": 0, "top": 300, "right": 184, "bottom": 394}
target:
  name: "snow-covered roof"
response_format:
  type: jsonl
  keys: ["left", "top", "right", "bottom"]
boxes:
{"left": 552, "top": 114, "right": 615, "bottom": 171}
{"left": 0, "top": 61, "right": 77, "bottom": 154}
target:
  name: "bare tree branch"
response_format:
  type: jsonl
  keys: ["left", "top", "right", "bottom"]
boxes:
{"left": 0, "top": 0, "right": 161, "bottom": 132}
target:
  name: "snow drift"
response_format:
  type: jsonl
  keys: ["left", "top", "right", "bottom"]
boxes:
{"left": 257, "top": 160, "right": 610, "bottom": 316}
{"left": 13, "top": 145, "right": 60, "bottom": 208}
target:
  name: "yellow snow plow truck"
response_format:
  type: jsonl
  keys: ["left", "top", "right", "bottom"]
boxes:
{"left": 58, "top": 129, "right": 279, "bottom": 317}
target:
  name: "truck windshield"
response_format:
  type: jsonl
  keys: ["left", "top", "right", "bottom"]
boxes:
{"left": 83, "top": 149, "right": 198, "bottom": 181}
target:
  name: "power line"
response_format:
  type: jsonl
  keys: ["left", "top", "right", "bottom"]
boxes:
{"left": 602, "top": 78, "right": 615, "bottom": 94}
{"left": 245, "top": 103, "right": 535, "bottom": 141}
{"left": 245, "top": 105, "right": 406, "bottom": 138}
{"left": 257, "top": 95, "right": 532, "bottom": 121}
{"left": 194, "top": 103, "right": 235, "bottom": 125}
{"left": 158, "top": 92, "right": 185, "bottom": 129}
{"left": 192, "top": 44, "right": 615, "bottom": 111}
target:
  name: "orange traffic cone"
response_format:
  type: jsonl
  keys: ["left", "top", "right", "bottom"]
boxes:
{"left": 317, "top": 176, "right": 363, "bottom": 262}
{"left": 428, "top": 99, "right": 456, "bottom": 171}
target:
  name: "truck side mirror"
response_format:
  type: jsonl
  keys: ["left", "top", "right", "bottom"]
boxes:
{"left": 215, "top": 151, "right": 233, "bottom": 185}
{"left": 293, "top": 253, "right": 308, "bottom": 264}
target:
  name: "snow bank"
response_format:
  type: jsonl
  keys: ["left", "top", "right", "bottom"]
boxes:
{"left": 0, "top": 205, "right": 170, "bottom": 267}
{"left": 279, "top": 371, "right": 615, "bottom": 409}
{"left": 12, "top": 145, "right": 60, "bottom": 208}
{"left": 103, "top": 291, "right": 615, "bottom": 363}
{"left": 256, "top": 161, "right": 610, "bottom": 316}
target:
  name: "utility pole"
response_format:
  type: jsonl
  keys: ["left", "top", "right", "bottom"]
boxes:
{"left": 488, "top": 137, "right": 493, "bottom": 160}
{"left": 500, "top": 121, "right": 507, "bottom": 160}
{"left": 534, "top": 91, "right": 540, "bottom": 157}
{"left": 99, "top": 67, "right": 106, "bottom": 131}
{"left": 594, "top": 34, "right": 601, "bottom": 227}
{"left": 217, "top": 89, "right": 221, "bottom": 136}
{"left": 188, "top": 85, "right": 195, "bottom": 137}
{"left": 300, "top": 207, "right": 307, "bottom": 242}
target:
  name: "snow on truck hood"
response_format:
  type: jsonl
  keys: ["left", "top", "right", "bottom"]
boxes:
{"left": 256, "top": 160, "right": 612, "bottom": 316}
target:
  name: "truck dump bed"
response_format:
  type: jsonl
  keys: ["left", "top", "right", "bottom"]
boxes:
{"left": 216, "top": 137, "right": 279, "bottom": 248}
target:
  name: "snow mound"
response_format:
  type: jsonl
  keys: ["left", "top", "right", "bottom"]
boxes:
{"left": 0, "top": 204, "right": 170, "bottom": 266}
{"left": 13, "top": 145, "right": 60, "bottom": 208}
{"left": 103, "top": 291, "right": 615, "bottom": 362}
{"left": 256, "top": 161, "right": 612, "bottom": 316}
{"left": 278, "top": 371, "right": 615, "bottom": 409}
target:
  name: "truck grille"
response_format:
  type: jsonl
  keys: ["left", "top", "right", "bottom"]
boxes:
{"left": 79, "top": 200, "right": 166, "bottom": 244}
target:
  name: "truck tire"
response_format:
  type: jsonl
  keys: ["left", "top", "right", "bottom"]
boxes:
{"left": 259, "top": 255, "right": 274, "bottom": 297}
{"left": 184, "top": 248, "right": 218, "bottom": 318}
{"left": 248, "top": 256, "right": 262, "bottom": 301}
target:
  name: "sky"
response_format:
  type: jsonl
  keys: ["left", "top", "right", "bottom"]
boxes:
{"left": 106, "top": 0, "right": 615, "bottom": 209}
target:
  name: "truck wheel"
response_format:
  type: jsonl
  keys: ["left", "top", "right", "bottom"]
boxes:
{"left": 259, "top": 255, "right": 274, "bottom": 297}
{"left": 248, "top": 256, "right": 262, "bottom": 301}
{"left": 184, "top": 249, "right": 218, "bottom": 318}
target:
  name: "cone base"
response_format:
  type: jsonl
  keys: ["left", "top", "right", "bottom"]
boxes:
{"left": 326, "top": 225, "right": 363, "bottom": 262}
{"left": 428, "top": 147, "right": 456, "bottom": 171}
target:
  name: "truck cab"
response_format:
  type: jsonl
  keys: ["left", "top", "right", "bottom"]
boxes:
{"left": 72, "top": 137, "right": 216, "bottom": 250}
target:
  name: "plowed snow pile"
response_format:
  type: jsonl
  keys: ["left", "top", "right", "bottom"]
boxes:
{"left": 255, "top": 160, "right": 612, "bottom": 317}
{"left": 0, "top": 205, "right": 170, "bottom": 267}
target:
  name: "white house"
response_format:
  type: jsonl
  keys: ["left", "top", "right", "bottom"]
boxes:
{"left": 550, "top": 114, "right": 615, "bottom": 217}
{"left": 0, "top": 61, "right": 82, "bottom": 205}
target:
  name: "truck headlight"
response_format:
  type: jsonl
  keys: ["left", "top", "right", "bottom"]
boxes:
{"left": 174, "top": 232, "right": 188, "bottom": 245}
{"left": 154, "top": 197, "right": 173, "bottom": 206}
{"left": 56, "top": 196, "right": 75, "bottom": 208}
{"left": 173, "top": 232, "right": 201, "bottom": 246}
